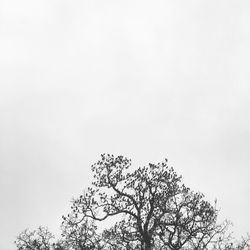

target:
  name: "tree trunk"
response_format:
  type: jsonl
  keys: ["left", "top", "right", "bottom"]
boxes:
{"left": 144, "top": 236, "right": 152, "bottom": 250}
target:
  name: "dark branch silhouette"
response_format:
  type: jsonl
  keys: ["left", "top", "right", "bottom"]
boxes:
{"left": 15, "top": 154, "right": 249, "bottom": 250}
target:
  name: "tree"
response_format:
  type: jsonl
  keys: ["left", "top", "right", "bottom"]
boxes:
{"left": 67, "top": 154, "right": 226, "bottom": 250}
{"left": 15, "top": 226, "right": 57, "bottom": 250}
{"left": 212, "top": 232, "right": 250, "bottom": 250}
{"left": 15, "top": 154, "right": 249, "bottom": 250}
{"left": 61, "top": 214, "right": 103, "bottom": 250}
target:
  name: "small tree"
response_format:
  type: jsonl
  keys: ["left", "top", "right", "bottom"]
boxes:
{"left": 67, "top": 154, "right": 226, "bottom": 250}
{"left": 213, "top": 232, "right": 250, "bottom": 250}
{"left": 15, "top": 226, "right": 56, "bottom": 250}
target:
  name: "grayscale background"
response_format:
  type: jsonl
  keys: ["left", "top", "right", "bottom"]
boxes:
{"left": 0, "top": 1, "right": 250, "bottom": 249}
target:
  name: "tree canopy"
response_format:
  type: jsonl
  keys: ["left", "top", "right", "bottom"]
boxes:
{"left": 15, "top": 154, "right": 250, "bottom": 250}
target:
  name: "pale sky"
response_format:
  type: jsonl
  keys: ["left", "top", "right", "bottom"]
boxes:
{"left": 0, "top": 1, "right": 250, "bottom": 249}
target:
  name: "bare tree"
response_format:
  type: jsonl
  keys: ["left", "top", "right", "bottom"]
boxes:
{"left": 16, "top": 154, "right": 248, "bottom": 250}
{"left": 67, "top": 154, "right": 226, "bottom": 250}
{"left": 213, "top": 232, "right": 250, "bottom": 250}
{"left": 15, "top": 226, "right": 56, "bottom": 250}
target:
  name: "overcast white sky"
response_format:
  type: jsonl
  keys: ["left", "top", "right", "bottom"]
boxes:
{"left": 0, "top": 1, "right": 250, "bottom": 249}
